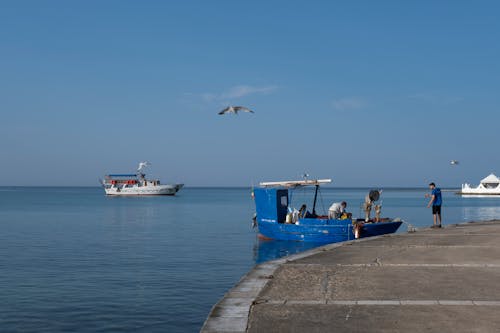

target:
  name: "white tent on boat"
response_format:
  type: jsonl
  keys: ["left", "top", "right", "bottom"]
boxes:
{"left": 480, "top": 174, "right": 500, "bottom": 186}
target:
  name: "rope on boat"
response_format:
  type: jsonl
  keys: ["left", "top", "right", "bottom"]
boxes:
{"left": 400, "top": 219, "right": 417, "bottom": 233}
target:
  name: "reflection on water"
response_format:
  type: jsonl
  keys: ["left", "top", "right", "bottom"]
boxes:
{"left": 253, "top": 238, "right": 327, "bottom": 264}
{"left": 462, "top": 206, "right": 500, "bottom": 222}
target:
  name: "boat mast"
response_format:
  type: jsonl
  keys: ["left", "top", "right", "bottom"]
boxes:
{"left": 312, "top": 184, "right": 319, "bottom": 215}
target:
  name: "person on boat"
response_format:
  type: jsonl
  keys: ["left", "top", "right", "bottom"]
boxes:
{"left": 425, "top": 182, "right": 442, "bottom": 228}
{"left": 328, "top": 201, "right": 348, "bottom": 219}
{"left": 298, "top": 204, "right": 307, "bottom": 218}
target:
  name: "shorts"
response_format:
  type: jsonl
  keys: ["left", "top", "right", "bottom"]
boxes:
{"left": 432, "top": 205, "right": 441, "bottom": 214}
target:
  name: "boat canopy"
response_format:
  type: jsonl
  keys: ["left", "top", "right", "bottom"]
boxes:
{"left": 106, "top": 174, "right": 138, "bottom": 178}
{"left": 259, "top": 179, "right": 332, "bottom": 188}
{"left": 480, "top": 174, "right": 500, "bottom": 184}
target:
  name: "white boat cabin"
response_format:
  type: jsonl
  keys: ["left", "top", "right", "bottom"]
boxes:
{"left": 461, "top": 173, "right": 500, "bottom": 194}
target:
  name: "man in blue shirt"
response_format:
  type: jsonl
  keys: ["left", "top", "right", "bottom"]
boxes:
{"left": 426, "top": 182, "right": 442, "bottom": 228}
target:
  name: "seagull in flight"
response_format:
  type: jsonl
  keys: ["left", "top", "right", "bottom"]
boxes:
{"left": 450, "top": 160, "right": 459, "bottom": 165}
{"left": 218, "top": 105, "right": 254, "bottom": 115}
{"left": 137, "top": 161, "right": 151, "bottom": 172}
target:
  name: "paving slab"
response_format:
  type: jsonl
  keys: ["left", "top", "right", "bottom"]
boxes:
{"left": 257, "top": 265, "right": 500, "bottom": 301}
{"left": 247, "top": 304, "right": 500, "bottom": 333}
{"left": 292, "top": 245, "right": 500, "bottom": 265}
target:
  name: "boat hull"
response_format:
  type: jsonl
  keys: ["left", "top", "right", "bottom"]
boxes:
{"left": 257, "top": 219, "right": 402, "bottom": 243}
{"left": 461, "top": 174, "right": 500, "bottom": 195}
{"left": 459, "top": 189, "right": 500, "bottom": 195}
{"left": 104, "top": 184, "right": 183, "bottom": 196}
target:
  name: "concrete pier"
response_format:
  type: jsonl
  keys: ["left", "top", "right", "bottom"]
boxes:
{"left": 201, "top": 221, "right": 500, "bottom": 332}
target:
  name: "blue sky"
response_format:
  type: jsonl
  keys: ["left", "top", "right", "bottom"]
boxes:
{"left": 1, "top": 1, "right": 499, "bottom": 187}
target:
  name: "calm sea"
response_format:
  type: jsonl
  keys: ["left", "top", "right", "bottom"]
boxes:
{"left": 1, "top": 186, "right": 499, "bottom": 332}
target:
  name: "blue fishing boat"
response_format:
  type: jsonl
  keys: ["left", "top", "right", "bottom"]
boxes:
{"left": 253, "top": 179, "right": 403, "bottom": 243}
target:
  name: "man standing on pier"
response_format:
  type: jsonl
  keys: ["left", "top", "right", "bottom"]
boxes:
{"left": 426, "top": 182, "right": 442, "bottom": 228}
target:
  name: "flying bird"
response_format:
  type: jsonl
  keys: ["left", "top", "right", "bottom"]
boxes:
{"left": 450, "top": 160, "right": 459, "bottom": 165}
{"left": 137, "top": 161, "right": 151, "bottom": 172}
{"left": 218, "top": 105, "right": 254, "bottom": 115}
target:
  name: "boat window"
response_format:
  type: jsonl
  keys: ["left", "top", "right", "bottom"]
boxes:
{"left": 280, "top": 195, "right": 288, "bottom": 207}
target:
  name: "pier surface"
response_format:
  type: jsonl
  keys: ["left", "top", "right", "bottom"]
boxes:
{"left": 202, "top": 221, "right": 500, "bottom": 332}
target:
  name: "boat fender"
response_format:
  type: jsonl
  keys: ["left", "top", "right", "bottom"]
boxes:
{"left": 354, "top": 222, "right": 363, "bottom": 239}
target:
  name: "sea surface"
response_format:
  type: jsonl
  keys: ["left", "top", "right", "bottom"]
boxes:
{"left": 1, "top": 186, "right": 500, "bottom": 332}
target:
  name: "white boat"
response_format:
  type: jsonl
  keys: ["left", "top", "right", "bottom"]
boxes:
{"left": 101, "top": 162, "right": 183, "bottom": 196}
{"left": 460, "top": 173, "right": 500, "bottom": 195}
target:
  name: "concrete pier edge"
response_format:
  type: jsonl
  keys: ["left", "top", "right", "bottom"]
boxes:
{"left": 201, "top": 220, "right": 500, "bottom": 332}
{"left": 200, "top": 222, "right": 431, "bottom": 333}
